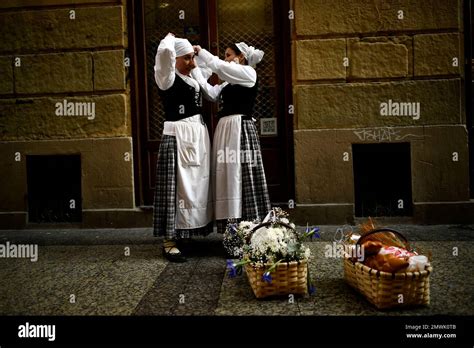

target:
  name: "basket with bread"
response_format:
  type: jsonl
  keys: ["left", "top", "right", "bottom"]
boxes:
{"left": 343, "top": 220, "right": 432, "bottom": 309}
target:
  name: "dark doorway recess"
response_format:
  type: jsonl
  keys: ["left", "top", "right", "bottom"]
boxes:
{"left": 353, "top": 143, "right": 413, "bottom": 217}
{"left": 26, "top": 155, "right": 82, "bottom": 223}
{"left": 128, "top": 0, "right": 294, "bottom": 206}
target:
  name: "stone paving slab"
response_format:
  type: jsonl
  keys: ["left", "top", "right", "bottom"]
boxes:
{"left": 0, "top": 245, "right": 166, "bottom": 315}
{"left": 297, "top": 242, "right": 474, "bottom": 316}
{"left": 0, "top": 226, "right": 473, "bottom": 316}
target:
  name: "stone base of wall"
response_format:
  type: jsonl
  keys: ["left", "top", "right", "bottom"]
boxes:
{"left": 291, "top": 201, "right": 474, "bottom": 225}
{"left": 413, "top": 201, "right": 474, "bottom": 224}
{"left": 0, "top": 137, "right": 137, "bottom": 229}
{"left": 82, "top": 208, "right": 153, "bottom": 229}
{"left": 0, "top": 208, "right": 153, "bottom": 230}
{"left": 2, "top": 201, "right": 473, "bottom": 229}
{"left": 291, "top": 204, "right": 355, "bottom": 225}
{"left": 0, "top": 212, "right": 28, "bottom": 229}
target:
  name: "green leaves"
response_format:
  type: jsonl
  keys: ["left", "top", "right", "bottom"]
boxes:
{"left": 287, "top": 241, "right": 300, "bottom": 255}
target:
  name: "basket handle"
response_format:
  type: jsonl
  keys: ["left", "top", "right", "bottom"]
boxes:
{"left": 356, "top": 228, "right": 408, "bottom": 248}
{"left": 245, "top": 220, "right": 296, "bottom": 244}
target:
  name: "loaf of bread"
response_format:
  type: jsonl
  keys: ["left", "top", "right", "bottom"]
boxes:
{"left": 364, "top": 253, "right": 409, "bottom": 273}
{"left": 360, "top": 240, "right": 383, "bottom": 256}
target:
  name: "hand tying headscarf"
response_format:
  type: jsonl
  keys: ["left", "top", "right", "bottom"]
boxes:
{"left": 235, "top": 42, "right": 264, "bottom": 68}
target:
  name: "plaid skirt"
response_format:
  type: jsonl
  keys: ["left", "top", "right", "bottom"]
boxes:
{"left": 153, "top": 135, "right": 214, "bottom": 240}
{"left": 216, "top": 119, "right": 271, "bottom": 233}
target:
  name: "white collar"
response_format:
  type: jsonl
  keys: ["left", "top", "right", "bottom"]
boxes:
{"left": 176, "top": 71, "right": 200, "bottom": 91}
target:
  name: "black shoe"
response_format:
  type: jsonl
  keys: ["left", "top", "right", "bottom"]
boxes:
{"left": 163, "top": 240, "right": 187, "bottom": 263}
{"left": 176, "top": 238, "right": 193, "bottom": 253}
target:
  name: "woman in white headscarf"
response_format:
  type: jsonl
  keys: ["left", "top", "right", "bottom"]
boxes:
{"left": 192, "top": 42, "right": 271, "bottom": 233}
{"left": 152, "top": 33, "right": 213, "bottom": 262}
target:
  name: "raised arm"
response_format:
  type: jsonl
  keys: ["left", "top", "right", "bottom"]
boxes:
{"left": 195, "top": 55, "right": 213, "bottom": 81}
{"left": 191, "top": 66, "right": 226, "bottom": 102}
{"left": 197, "top": 48, "right": 256, "bottom": 88}
{"left": 154, "top": 33, "right": 176, "bottom": 91}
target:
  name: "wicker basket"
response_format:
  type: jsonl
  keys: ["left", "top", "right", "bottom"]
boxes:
{"left": 244, "top": 221, "right": 308, "bottom": 298}
{"left": 343, "top": 228, "right": 432, "bottom": 309}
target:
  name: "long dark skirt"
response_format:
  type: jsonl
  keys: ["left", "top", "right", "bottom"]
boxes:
{"left": 153, "top": 135, "right": 214, "bottom": 240}
{"left": 216, "top": 119, "right": 272, "bottom": 233}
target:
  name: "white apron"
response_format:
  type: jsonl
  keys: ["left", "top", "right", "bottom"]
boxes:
{"left": 163, "top": 114, "right": 212, "bottom": 229}
{"left": 212, "top": 114, "right": 242, "bottom": 220}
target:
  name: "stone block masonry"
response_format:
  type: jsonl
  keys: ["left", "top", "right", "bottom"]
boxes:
{"left": 291, "top": 0, "right": 472, "bottom": 224}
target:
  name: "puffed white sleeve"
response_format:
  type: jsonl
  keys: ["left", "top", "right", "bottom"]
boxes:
{"left": 154, "top": 34, "right": 176, "bottom": 91}
{"left": 195, "top": 55, "right": 213, "bottom": 80}
{"left": 191, "top": 66, "right": 226, "bottom": 102}
{"left": 197, "top": 49, "right": 256, "bottom": 88}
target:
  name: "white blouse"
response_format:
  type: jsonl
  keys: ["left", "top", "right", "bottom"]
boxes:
{"left": 192, "top": 49, "right": 257, "bottom": 102}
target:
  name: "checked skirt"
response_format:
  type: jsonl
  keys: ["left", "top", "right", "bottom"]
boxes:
{"left": 216, "top": 119, "right": 271, "bottom": 233}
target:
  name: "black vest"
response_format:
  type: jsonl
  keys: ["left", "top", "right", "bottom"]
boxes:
{"left": 158, "top": 74, "right": 202, "bottom": 121}
{"left": 218, "top": 79, "right": 258, "bottom": 119}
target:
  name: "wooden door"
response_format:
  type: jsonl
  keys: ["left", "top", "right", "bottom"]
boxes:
{"left": 129, "top": 0, "right": 294, "bottom": 206}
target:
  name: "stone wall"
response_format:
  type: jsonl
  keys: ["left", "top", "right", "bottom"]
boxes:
{"left": 0, "top": 0, "right": 472, "bottom": 228}
{"left": 0, "top": 0, "right": 141, "bottom": 228}
{"left": 292, "top": 0, "right": 473, "bottom": 224}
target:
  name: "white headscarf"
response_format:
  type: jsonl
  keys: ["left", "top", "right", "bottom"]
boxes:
{"left": 235, "top": 42, "right": 264, "bottom": 68}
{"left": 175, "top": 38, "right": 194, "bottom": 57}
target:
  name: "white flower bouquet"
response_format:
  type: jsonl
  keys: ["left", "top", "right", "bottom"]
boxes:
{"left": 223, "top": 220, "right": 258, "bottom": 259}
{"left": 225, "top": 208, "right": 319, "bottom": 298}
